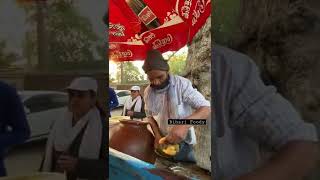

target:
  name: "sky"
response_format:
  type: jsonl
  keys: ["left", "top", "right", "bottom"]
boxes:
{"left": 0, "top": 0, "right": 106, "bottom": 62}
{"left": 0, "top": 0, "right": 28, "bottom": 55}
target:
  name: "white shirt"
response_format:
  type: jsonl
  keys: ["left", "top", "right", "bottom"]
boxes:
{"left": 144, "top": 74, "right": 210, "bottom": 144}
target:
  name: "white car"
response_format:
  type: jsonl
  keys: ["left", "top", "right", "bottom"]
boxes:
{"left": 18, "top": 91, "right": 68, "bottom": 141}
{"left": 115, "top": 90, "right": 131, "bottom": 107}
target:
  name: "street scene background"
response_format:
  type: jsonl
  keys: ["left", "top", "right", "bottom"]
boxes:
{"left": 0, "top": 0, "right": 106, "bottom": 177}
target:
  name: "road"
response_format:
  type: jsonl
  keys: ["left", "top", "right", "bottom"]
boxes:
{"left": 5, "top": 140, "right": 46, "bottom": 176}
{"left": 3, "top": 107, "right": 123, "bottom": 177}
{"left": 110, "top": 107, "right": 122, "bottom": 116}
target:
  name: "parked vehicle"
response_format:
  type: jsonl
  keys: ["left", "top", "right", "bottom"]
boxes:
{"left": 18, "top": 91, "right": 68, "bottom": 141}
{"left": 115, "top": 90, "right": 130, "bottom": 107}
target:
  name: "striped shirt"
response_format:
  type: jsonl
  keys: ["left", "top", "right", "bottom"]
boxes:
{"left": 144, "top": 74, "right": 210, "bottom": 144}
{"left": 213, "top": 45, "right": 318, "bottom": 179}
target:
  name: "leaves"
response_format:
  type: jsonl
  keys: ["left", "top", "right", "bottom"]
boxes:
{"left": 0, "top": 40, "right": 19, "bottom": 67}
{"left": 47, "top": 1, "right": 98, "bottom": 62}
{"left": 22, "top": 0, "right": 101, "bottom": 71}
{"left": 212, "top": 0, "right": 240, "bottom": 45}
{"left": 116, "top": 62, "right": 145, "bottom": 83}
{"left": 0, "top": 56, "right": 18, "bottom": 68}
{"left": 167, "top": 53, "right": 187, "bottom": 76}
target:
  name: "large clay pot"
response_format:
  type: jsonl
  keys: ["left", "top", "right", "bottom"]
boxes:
{"left": 109, "top": 119, "right": 157, "bottom": 164}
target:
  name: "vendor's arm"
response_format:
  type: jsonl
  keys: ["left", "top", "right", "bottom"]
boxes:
{"left": 227, "top": 53, "right": 318, "bottom": 180}
{"left": 146, "top": 116, "right": 163, "bottom": 140}
{"left": 166, "top": 79, "right": 211, "bottom": 144}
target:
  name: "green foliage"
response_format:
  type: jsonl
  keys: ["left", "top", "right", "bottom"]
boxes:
{"left": 0, "top": 40, "right": 19, "bottom": 67}
{"left": 23, "top": 32, "right": 37, "bottom": 67}
{"left": 109, "top": 76, "right": 117, "bottom": 84}
{"left": 167, "top": 53, "right": 187, "bottom": 76}
{"left": 47, "top": 1, "right": 98, "bottom": 63}
{"left": 95, "top": 44, "right": 106, "bottom": 61}
{"left": 212, "top": 0, "right": 240, "bottom": 45}
{"left": 22, "top": 0, "right": 103, "bottom": 71}
{"left": 116, "top": 62, "right": 145, "bottom": 84}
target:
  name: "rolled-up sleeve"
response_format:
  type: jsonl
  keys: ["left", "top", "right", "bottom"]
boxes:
{"left": 229, "top": 55, "right": 318, "bottom": 150}
{"left": 181, "top": 78, "right": 210, "bottom": 109}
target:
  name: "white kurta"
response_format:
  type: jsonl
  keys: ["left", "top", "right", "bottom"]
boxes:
{"left": 122, "top": 95, "right": 143, "bottom": 121}
{"left": 144, "top": 74, "right": 210, "bottom": 144}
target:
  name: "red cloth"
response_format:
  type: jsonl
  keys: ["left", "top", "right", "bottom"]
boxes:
{"left": 109, "top": 0, "right": 211, "bottom": 62}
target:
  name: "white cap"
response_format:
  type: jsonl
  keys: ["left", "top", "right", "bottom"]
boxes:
{"left": 130, "top": 86, "right": 140, "bottom": 91}
{"left": 66, "top": 77, "right": 98, "bottom": 93}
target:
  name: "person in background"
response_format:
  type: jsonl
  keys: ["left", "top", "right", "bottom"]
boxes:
{"left": 142, "top": 50, "right": 211, "bottom": 162}
{"left": 108, "top": 87, "right": 119, "bottom": 117}
{"left": 40, "top": 77, "right": 107, "bottom": 180}
{"left": 122, "top": 86, "right": 146, "bottom": 120}
{"left": 0, "top": 81, "right": 30, "bottom": 177}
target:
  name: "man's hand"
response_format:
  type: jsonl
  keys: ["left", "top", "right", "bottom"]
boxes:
{"left": 57, "top": 155, "right": 78, "bottom": 172}
{"left": 127, "top": 111, "right": 134, "bottom": 116}
{"left": 154, "top": 137, "right": 161, "bottom": 149}
{"left": 146, "top": 117, "right": 162, "bottom": 149}
{"left": 165, "top": 125, "right": 190, "bottom": 144}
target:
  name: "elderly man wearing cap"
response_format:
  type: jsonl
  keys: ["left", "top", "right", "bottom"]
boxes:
{"left": 40, "top": 77, "right": 107, "bottom": 180}
{"left": 142, "top": 50, "right": 211, "bottom": 162}
{"left": 122, "top": 86, "right": 146, "bottom": 120}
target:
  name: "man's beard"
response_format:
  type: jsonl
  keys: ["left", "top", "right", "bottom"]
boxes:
{"left": 150, "top": 76, "right": 170, "bottom": 90}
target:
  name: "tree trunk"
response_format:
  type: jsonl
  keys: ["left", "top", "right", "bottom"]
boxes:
{"left": 222, "top": 1, "right": 320, "bottom": 179}
{"left": 185, "top": 16, "right": 212, "bottom": 171}
{"left": 229, "top": 0, "right": 320, "bottom": 123}
{"left": 36, "top": 0, "right": 49, "bottom": 71}
{"left": 120, "top": 62, "right": 124, "bottom": 84}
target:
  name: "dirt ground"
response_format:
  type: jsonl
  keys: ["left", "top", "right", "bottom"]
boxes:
{"left": 5, "top": 140, "right": 46, "bottom": 176}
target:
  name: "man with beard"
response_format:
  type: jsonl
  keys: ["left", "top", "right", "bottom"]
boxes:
{"left": 142, "top": 49, "right": 211, "bottom": 162}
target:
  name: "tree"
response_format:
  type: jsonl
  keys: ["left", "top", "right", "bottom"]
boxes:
{"left": 96, "top": 44, "right": 106, "bottom": 62}
{"left": 214, "top": 1, "right": 320, "bottom": 178}
{"left": 109, "top": 76, "right": 117, "bottom": 84}
{"left": 212, "top": 0, "right": 240, "bottom": 45}
{"left": 167, "top": 53, "right": 187, "bottom": 76}
{"left": 184, "top": 16, "right": 211, "bottom": 171}
{"left": 20, "top": 0, "right": 102, "bottom": 71}
{"left": 116, "top": 62, "right": 144, "bottom": 84}
{"left": 0, "top": 40, "right": 19, "bottom": 68}
{"left": 17, "top": 0, "right": 49, "bottom": 71}
{"left": 47, "top": 1, "right": 98, "bottom": 63}
{"left": 215, "top": 0, "right": 320, "bottom": 123}
{"left": 23, "top": 31, "right": 37, "bottom": 69}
